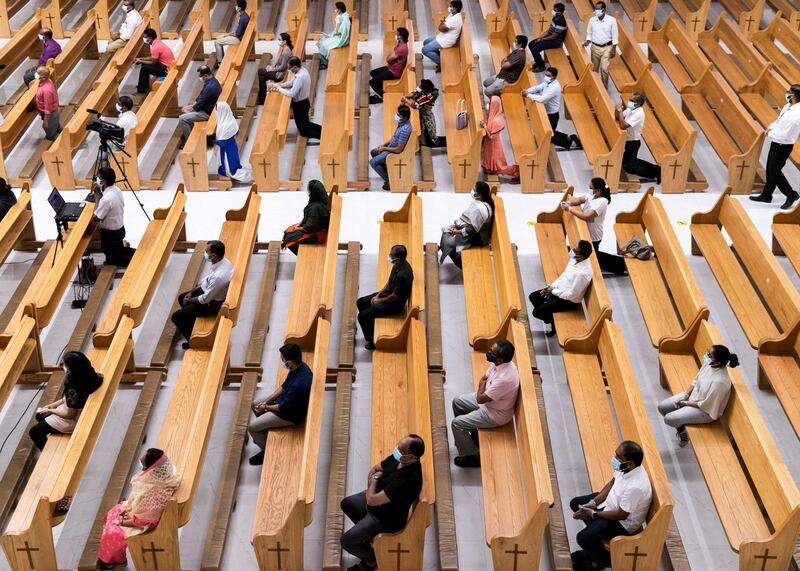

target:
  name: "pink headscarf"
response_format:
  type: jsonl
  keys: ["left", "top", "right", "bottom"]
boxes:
{"left": 484, "top": 96, "right": 506, "bottom": 138}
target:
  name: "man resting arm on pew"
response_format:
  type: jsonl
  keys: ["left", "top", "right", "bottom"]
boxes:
{"left": 22, "top": 28, "right": 61, "bottom": 86}
{"left": 421, "top": 0, "right": 463, "bottom": 70}
{"left": 615, "top": 93, "right": 661, "bottom": 183}
{"left": 524, "top": 67, "right": 580, "bottom": 150}
{"left": 178, "top": 65, "right": 222, "bottom": 144}
{"left": 483, "top": 35, "right": 528, "bottom": 97}
{"left": 369, "top": 105, "right": 412, "bottom": 190}
{"left": 269, "top": 57, "right": 323, "bottom": 141}
{"left": 570, "top": 441, "right": 653, "bottom": 571}
{"left": 107, "top": 0, "right": 143, "bottom": 53}
{"left": 134, "top": 29, "right": 175, "bottom": 94}
{"left": 340, "top": 435, "right": 425, "bottom": 571}
{"left": 170, "top": 240, "right": 233, "bottom": 349}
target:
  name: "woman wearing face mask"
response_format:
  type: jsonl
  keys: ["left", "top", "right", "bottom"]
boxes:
{"left": 214, "top": 101, "right": 251, "bottom": 182}
{"left": 658, "top": 345, "right": 737, "bottom": 447}
{"left": 247, "top": 344, "right": 313, "bottom": 465}
{"left": 480, "top": 96, "right": 520, "bottom": 181}
{"left": 402, "top": 79, "right": 442, "bottom": 147}
{"left": 281, "top": 179, "right": 330, "bottom": 255}
{"left": 369, "top": 27, "right": 410, "bottom": 104}
{"left": 439, "top": 180, "right": 494, "bottom": 268}
{"left": 257, "top": 32, "right": 294, "bottom": 105}
{"left": 96, "top": 449, "right": 180, "bottom": 569}
{"left": 316, "top": 2, "right": 351, "bottom": 69}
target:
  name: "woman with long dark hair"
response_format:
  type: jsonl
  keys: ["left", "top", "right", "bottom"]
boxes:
{"left": 256, "top": 31, "right": 294, "bottom": 105}
{"left": 439, "top": 181, "right": 495, "bottom": 268}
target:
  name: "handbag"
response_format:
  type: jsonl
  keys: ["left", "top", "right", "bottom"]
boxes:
{"left": 77, "top": 255, "right": 98, "bottom": 284}
{"left": 455, "top": 98, "right": 468, "bottom": 130}
{"left": 618, "top": 234, "right": 652, "bottom": 260}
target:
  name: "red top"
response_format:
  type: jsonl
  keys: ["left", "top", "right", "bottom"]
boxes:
{"left": 387, "top": 43, "right": 408, "bottom": 78}
{"left": 36, "top": 79, "right": 59, "bottom": 114}
{"left": 150, "top": 39, "right": 175, "bottom": 68}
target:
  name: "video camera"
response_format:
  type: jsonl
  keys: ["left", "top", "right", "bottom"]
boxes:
{"left": 85, "top": 109, "right": 125, "bottom": 144}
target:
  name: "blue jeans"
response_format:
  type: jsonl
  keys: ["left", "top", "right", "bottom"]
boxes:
{"left": 216, "top": 136, "right": 241, "bottom": 176}
{"left": 370, "top": 148, "right": 390, "bottom": 182}
{"left": 422, "top": 37, "right": 442, "bottom": 65}
{"left": 529, "top": 38, "right": 562, "bottom": 66}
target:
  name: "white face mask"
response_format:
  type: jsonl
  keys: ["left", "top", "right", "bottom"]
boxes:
{"left": 63, "top": 365, "right": 69, "bottom": 374}
{"left": 569, "top": 250, "right": 577, "bottom": 260}
{"left": 388, "top": 256, "right": 396, "bottom": 264}
{"left": 282, "top": 360, "right": 290, "bottom": 369}
{"left": 551, "top": 9, "right": 558, "bottom": 16}
{"left": 448, "top": 6, "right": 455, "bottom": 13}
{"left": 595, "top": 8, "right": 604, "bottom": 16}
{"left": 34, "top": 72, "right": 41, "bottom": 81}
{"left": 627, "top": 100, "right": 636, "bottom": 110}
{"left": 544, "top": 75, "right": 554, "bottom": 84}
{"left": 470, "top": 189, "right": 478, "bottom": 198}
{"left": 38, "top": 33, "right": 45, "bottom": 41}
{"left": 115, "top": 103, "right": 123, "bottom": 113}
{"left": 395, "top": 36, "right": 401, "bottom": 42}
{"left": 144, "top": 37, "right": 151, "bottom": 44}
{"left": 123, "top": 4, "right": 131, "bottom": 11}
{"left": 394, "top": 113, "right": 401, "bottom": 123}
{"left": 511, "top": 43, "right": 518, "bottom": 51}
{"left": 787, "top": 93, "right": 793, "bottom": 103}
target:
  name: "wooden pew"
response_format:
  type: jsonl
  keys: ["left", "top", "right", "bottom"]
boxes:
{"left": 534, "top": 188, "right": 612, "bottom": 346}
{"left": 442, "top": 64, "right": 482, "bottom": 194}
{"left": 698, "top": 14, "right": 768, "bottom": 91}
{"left": 607, "top": 19, "right": 650, "bottom": 91}
{"left": 92, "top": 0, "right": 131, "bottom": 39}
{"left": 319, "top": 18, "right": 358, "bottom": 191}
{"left": 647, "top": 14, "right": 711, "bottom": 91}
{"left": 619, "top": 0, "right": 658, "bottom": 41}
{"left": 250, "top": 20, "right": 309, "bottom": 191}
{"left": 285, "top": 0, "right": 307, "bottom": 39}
{"left": 563, "top": 316, "right": 674, "bottom": 571}
{"left": 614, "top": 188, "right": 709, "bottom": 345}
{"left": 179, "top": 9, "right": 257, "bottom": 191}
{"left": 0, "top": 17, "right": 41, "bottom": 85}
{"left": 1, "top": 317, "right": 134, "bottom": 571}
{"left": 659, "top": 317, "right": 800, "bottom": 569}
{"left": 562, "top": 70, "right": 625, "bottom": 192}
{"left": 479, "top": 0, "right": 509, "bottom": 32}
{"left": 374, "top": 190, "right": 424, "bottom": 344}
{"left": 525, "top": 0, "right": 555, "bottom": 36}
{"left": 0, "top": 307, "right": 43, "bottom": 412}
{"left": 751, "top": 13, "right": 800, "bottom": 84}
{"left": 440, "top": 11, "right": 472, "bottom": 91}
{"left": 717, "top": 0, "right": 765, "bottom": 35}
{"left": 0, "top": 185, "right": 35, "bottom": 265}
{"left": 666, "top": 0, "right": 711, "bottom": 36}
{"left": 541, "top": 14, "right": 591, "bottom": 87}
{"left": 766, "top": 0, "right": 800, "bottom": 32}
{"left": 772, "top": 203, "right": 800, "bottom": 274}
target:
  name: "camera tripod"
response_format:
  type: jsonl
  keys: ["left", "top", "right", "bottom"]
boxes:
{"left": 90, "top": 136, "right": 150, "bottom": 221}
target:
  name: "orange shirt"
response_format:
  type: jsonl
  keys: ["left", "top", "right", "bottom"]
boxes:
{"left": 36, "top": 79, "right": 59, "bottom": 114}
{"left": 149, "top": 39, "right": 174, "bottom": 68}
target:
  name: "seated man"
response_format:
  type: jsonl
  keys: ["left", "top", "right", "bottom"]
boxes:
{"left": 529, "top": 239, "right": 593, "bottom": 337}
{"left": 529, "top": 3, "right": 567, "bottom": 72}
{"left": 179, "top": 65, "right": 222, "bottom": 143}
{"left": 340, "top": 434, "right": 425, "bottom": 571}
{"left": 214, "top": 0, "right": 249, "bottom": 65}
{"left": 483, "top": 35, "right": 528, "bottom": 97}
{"left": 451, "top": 338, "right": 519, "bottom": 467}
{"left": 421, "top": 0, "right": 463, "bottom": 70}
{"left": 115, "top": 95, "right": 138, "bottom": 142}
{"left": 23, "top": 28, "right": 61, "bottom": 86}
{"left": 369, "top": 104, "right": 412, "bottom": 191}
{"left": 369, "top": 26, "right": 409, "bottom": 104}
{"left": 570, "top": 441, "right": 652, "bottom": 571}
{"left": 106, "top": 0, "right": 143, "bottom": 53}
{"left": 247, "top": 343, "right": 313, "bottom": 466}
{"left": 356, "top": 244, "right": 413, "bottom": 351}
{"left": 134, "top": 28, "right": 175, "bottom": 94}
{"left": 170, "top": 240, "right": 233, "bottom": 349}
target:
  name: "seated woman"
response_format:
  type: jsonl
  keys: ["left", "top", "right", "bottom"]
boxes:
{"left": 480, "top": 96, "right": 519, "bottom": 181}
{"left": 215, "top": 102, "right": 250, "bottom": 182}
{"left": 439, "top": 180, "right": 494, "bottom": 268}
{"left": 281, "top": 180, "right": 330, "bottom": 255}
{"left": 402, "top": 79, "right": 443, "bottom": 148}
{"left": 97, "top": 448, "right": 181, "bottom": 569}
{"left": 316, "top": 2, "right": 351, "bottom": 69}
{"left": 658, "top": 344, "right": 737, "bottom": 447}
{"left": 257, "top": 32, "right": 293, "bottom": 105}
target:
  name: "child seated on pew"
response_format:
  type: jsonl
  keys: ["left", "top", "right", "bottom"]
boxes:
{"left": 439, "top": 181, "right": 494, "bottom": 268}
{"left": 281, "top": 180, "right": 330, "bottom": 255}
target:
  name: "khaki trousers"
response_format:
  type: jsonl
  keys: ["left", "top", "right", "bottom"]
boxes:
{"left": 106, "top": 38, "right": 127, "bottom": 53}
{"left": 590, "top": 43, "right": 613, "bottom": 87}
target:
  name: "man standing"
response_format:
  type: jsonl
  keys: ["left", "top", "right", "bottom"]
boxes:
{"left": 171, "top": 240, "right": 233, "bottom": 349}
{"left": 529, "top": 3, "right": 567, "bottom": 73}
{"left": 421, "top": 0, "right": 463, "bottom": 70}
{"left": 92, "top": 167, "right": 136, "bottom": 267}
{"left": 523, "top": 66, "right": 580, "bottom": 149}
{"left": 214, "top": 0, "right": 250, "bottom": 65}
{"left": 750, "top": 84, "right": 800, "bottom": 210}
{"left": 369, "top": 105, "right": 412, "bottom": 190}
{"left": 23, "top": 29, "right": 61, "bottom": 86}
{"left": 270, "top": 56, "right": 322, "bottom": 141}
{"left": 369, "top": 26, "right": 409, "bottom": 104}
{"left": 582, "top": 1, "right": 618, "bottom": 88}
{"left": 115, "top": 95, "right": 138, "bottom": 142}
{"left": 106, "top": 0, "right": 143, "bottom": 53}
{"left": 35, "top": 67, "right": 61, "bottom": 141}
{"left": 616, "top": 93, "right": 660, "bottom": 182}
{"left": 451, "top": 339, "right": 519, "bottom": 467}
{"left": 356, "top": 244, "right": 413, "bottom": 350}
{"left": 483, "top": 35, "right": 528, "bottom": 97}
{"left": 178, "top": 65, "right": 221, "bottom": 142}
{"left": 135, "top": 28, "right": 175, "bottom": 94}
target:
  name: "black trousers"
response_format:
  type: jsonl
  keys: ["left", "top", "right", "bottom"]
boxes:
{"left": 763, "top": 141, "right": 798, "bottom": 199}
{"left": 369, "top": 66, "right": 397, "bottom": 97}
{"left": 290, "top": 98, "right": 322, "bottom": 140}
{"left": 529, "top": 288, "right": 579, "bottom": 325}
{"left": 340, "top": 491, "right": 383, "bottom": 565}
{"left": 171, "top": 289, "right": 223, "bottom": 342}
{"left": 570, "top": 493, "right": 630, "bottom": 566}
{"left": 137, "top": 63, "right": 168, "bottom": 94}
{"left": 29, "top": 415, "right": 59, "bottom": 451}
{"left": 100, "top": 227, "right": 135, "bottom": 267}
{"left": 529, "top": 38, "right": 562, "bottom": 66}
{"left": 622, "top": 140, "right": 660, "bottom": 180}
{"left": 356, "top": 293, "right": 405, "bottom": 344}
{"left": 593, "top": 240, "right": 627, "bottom": 275}
{"left": 549, "top": 112, "right": 573, "bottom": 149}
{"left": 256, "top": 68, "right": 283, "bottom": 105}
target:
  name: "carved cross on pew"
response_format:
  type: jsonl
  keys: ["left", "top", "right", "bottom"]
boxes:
{"left": 690, "top": 16, "right": 701, "bottom": 32}
{"left": 668, "top": 160, "right": 682, "bottom": 178}
{"left": 141, "top": 541, "right": 165, "bottom": 570}
{"left": 754, "top": 549, "right": 778, "bottom": 571}
{"left": 600, "top": 160, "right": 613, "bottom": 179}
{"left": 291, "top": 15, "right": 300, "bottom": 30}
{"left": 526, "top": 159, "right": 538, "bottom": 180}
{"left": 388, "top": 542, "right": 410, "bottom": 570}
{"left": 458, "top": 159, "right": 471, "bottom": 179}
{"left": 117, "top": 154, "right": 129, "bottom": 172}
{"left": 259, "top": 158, "right": 271, "bottom": 178}
{"left": 187, "top": 157, "right": 199, "bottom": 178}
{"left": 327, "top": 158, "right": 340, "bottom": 179}
{"left": 505, "top": 543, "right": 528, "bottom": 571}
{"left": 16, "top": 541, "right": 39, "bottom": 568}
{"left": 267, "top": 541, "right": 290, "bottom": 569}
{"left": 796, "top": 20, "right": 800, "bottom": 33}
{"left": 537, "top": 14, "right": 548, "bottom": 31}
{"left": 51, "top": 156, "right": 64, "bottom": 176}
{"left": 43, "top": 11, "right": 55, "bottom": 29}
{"left": 388, "top": 14, "right": 398, "bottom": 31}
{"left": 638, "top": 16, "right": 648, "bottom": 32}
{"left": 743, "top": 15, "right": 755, "bottom": 32}
{"left": 735, "top": 162, "right": 749, "bottom": 178}
{"left": 94, "top": 12, "right": 103, "bottom": 28}
{"left": 394, "top": 159, "right": 406, "bottom": 180}
{"left": 491, "top": 15, "right": 501, "bottom": 32}
{"left": 625, "top": 545, "right": 647, "bottom": 571}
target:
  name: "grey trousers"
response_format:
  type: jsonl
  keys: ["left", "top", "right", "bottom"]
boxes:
{"left": 178, "top": 110, "right": 210, "bottom": 139}
{"left": 214, "top": 35, "right": 240, "bottom": 62}
{"left": 451, "top": 392, "right": 500, "bottom": 456}
{"left": 43, "top": 111, "right": 61, "bottom": 140}
{"left": 483, "top": 76, "right": 506, "bottom": 98}
{"left": 341, "top": 491, "right": 382, "bottom": 566}
{"left": 248, "top": 411, "right": 294, "bottom": 449}
{"left": 657, "top": 393, "right": 714, "bottom": 429}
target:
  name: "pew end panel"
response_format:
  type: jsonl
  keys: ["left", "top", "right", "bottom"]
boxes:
{"left": 442, "top": 68, "right": 482, "bottom": 193}
{"left": 771, "top": 205, "right": 800, "bottom": 273}
{"left": 373, "top": 500, "right": 432, "bottom": 571}
{"left": 0, "top": 310, "right": 44, "bottom": 411}
{"left": 0, "top": 185, "right": 36, "bottom": 263}
{"left": 751, "top": 13, "right": 800, "bottom": 84}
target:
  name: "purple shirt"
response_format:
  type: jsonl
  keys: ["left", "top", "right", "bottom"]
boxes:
{"left": 39, "top": 38, "right": 62, "bottom": 65}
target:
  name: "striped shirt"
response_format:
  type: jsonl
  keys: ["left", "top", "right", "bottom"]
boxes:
{"left": 388, "top": 120, "right": 412, "bottom": 148}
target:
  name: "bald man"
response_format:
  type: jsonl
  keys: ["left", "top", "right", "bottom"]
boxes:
{"left": 23, "top": 29, "right": 62, "bottom": 86}
{"left": 35, "top": 67, "right": 61, "bottom": 141}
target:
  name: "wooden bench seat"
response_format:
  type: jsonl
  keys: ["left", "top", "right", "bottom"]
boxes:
{"left": 534, "top": 189, "right": 612, "bottom": 346}
{"left": 740, "top": 67, "right": 800, "bottom": 165}
{"left": 0, "top": 185, "right": 34, "bottom": 264}
{"left": 325, "top": 17, "right": 358, "bottom": 93}
{"left": 619, "top": 0, "right": 658, "bottom": 41}
{"left": 562, "top": 70, "right": 625, "bottom": 191}
{"left": 284, "top": 0, "right": 307, "bottom": 38}
{"left": 647, "top": 14, "right": 711, "bottom": 92}
{"left": 542, "top": 15, "right": 591, "bottom": 87}
{"left": 666, "top": 0, "right": 711, "bottom": 36}
{"left": 374, "top": 190, "right": 424, "bottom": 344}
{"left": 772, "top": 202, "right": 800, "bottom": 274}
{"left": 766, "top": 0, "right": 800, "bottom": 32}
{"left": 658, "top": 317, "right": 800, "bottom": 567}
{"left": 607, "top": 20, "right": 650, "bottom": 91}
{"left": 0, "top": 310, "right": 42, "bottom": 412}
{"left": 440, "top": 13, "right": 471, "bottom": 91}
{"left": 751, "top": 13, "right": 800, "bottom": 84}
{"left": 758, "top": 320, "right": 800, "bottom": 437}
{"left": 698, "top": 15, "right": 768, "bottom": 91}
{"left": 0, "top": 17, "right": 38, "bottom": 79}
{"left": 525, "top": 0, "right": 555, "bottom": 36}
{"left": 614, "top": 189, "right": 708, "bottom": 346}
{"left": 442, "top": 67, "right": 482, "bottom": 193}
{"left": 2, "top": 317, "right": 134, "bottom": 571}
{"left": 717, "top": 0, "right": 765, "bottom": 35}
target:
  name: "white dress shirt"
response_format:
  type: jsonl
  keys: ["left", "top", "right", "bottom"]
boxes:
{"left": 601, "top": 465, "right": 653, "bottom": 533}
{"left": 581, "top": 194, "right": 608, "bottom": 242}
{"left": 768, "top": 102, "right": 800, "bottom": 145}
{"left": 550, "top": 258, "right": 593, "bottom": 303}
{"left": 586, "top": 14, "right": 619, "bottom": 46}
{"left": 277, "top": 67, "right": 311, "bottom": 101}
{"left": 118, "top": 8, "right": 143, "bottom": 41}
{"left": 198, "top": 257, "right": 234, "bottom": 304}
{"left": 526, "top": 79, "right": 562, "bottom": 114}
{"left": 436, "top": 13, "right": 463, "bottom": 48}
{"left": 623, "top": 106, "right": 645, "bottom": 141}
{"left": 116, "top": 110, "right": 138, "bottom": 141}
{"left": 94, "top": 184, "right": 125, "bottom": 230}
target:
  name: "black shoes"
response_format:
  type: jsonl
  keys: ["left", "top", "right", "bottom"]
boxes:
{"left": 249, "top": 450, "right": 265, "bottom": 465}
{"left": 369, "top": 95, "right": 383, "bottom": 104}
{"left": 364, "top": 342, "right": 376, "bottom": 351}
{"left": 749, "top": 194, "right": 772, "bottom": 203}
{"left": 454, "top": 454, "right": 481, "bottom": 468}
{"left": 182, "top": 342, "right": 190, "bottom": 349}
{"left": 781, "top": 194, "right": 799, "bottom": 210}
{"left": 570, "top": 134, "right": 582, "bottom": 150}
{"left": 531, "top": 64, "right": 546, "bottom": 72}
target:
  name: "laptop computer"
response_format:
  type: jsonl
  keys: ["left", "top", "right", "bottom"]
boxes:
{"left": 47, "top": 188, "right": 85, "bottom": 221}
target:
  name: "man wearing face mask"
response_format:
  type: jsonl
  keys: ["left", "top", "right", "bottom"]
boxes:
{"left": 421, "top": 0, "right": 463, "bottom": 70}
{"left": 92, "top": 167, "right": 136, "bottom": 266}
{"left": 570, "top": 441, "right": 652, "bottom": 570}
{"left": 23, "top": 28, "right": 61, "bottom": 86}
{"left": 214, "top": 0, "right": 250, "bottom": 65}
{"left": 369, "top": 104, "right": 412, "bottom": 190}
{"left": 134, "top": 28, "right": 175, "bottom": 94}
{"left": 247, "top": 343, "right": 313, "bottom": 465}
{"left": 529, "top": 3, "right": 567, "bottom": 73}
{"left": 615, "top": 92, "right": 660, "bottom": 183}
{"left": 583, "top": 1, "right": 618, "bottom": 88}
{"left": 529, "top": 239, "right": 594, "bottom": 337}
{"left": 170, "top": 240, "right": 233, "bottom": 349}
{"left": 341, "top": 434, "right": 425, "bottom": 571}
{"left": 269, "top": 56, "right": 322, "bottom": 140}
{"left": 356, "top": 244, "right": 414, "bottom": 350}
{"left": 107, "top": 0, "right": 143, "bottom": 53}
{"left": 178, "top": 65, "right": 222, "bottom": 143}
{"left": 523, "top": 66, "right": 578, "bottom": 149}
{"left": 34, "top": 66, "right": 62, "bottom": 141}
{"left": 450, "top": 339, "right": 519, "bottom": 467}
{"left": 114, "top": 96, "right": 138, "bottom": 142}
{"left": 369, "top": 26, "right": 410, "bottom": 104}
{"left": 483, "top": 35, "right": 528, "bottom": 97}
{"left": 750, "top": 84, "right": 800, "bottom": 209}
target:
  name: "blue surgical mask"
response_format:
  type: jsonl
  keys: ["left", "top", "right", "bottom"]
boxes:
{"left": 485, "top": 351, "right": 498, "bottom": 363}
{"left": 569, "top": 250, "right": 576, "bottom": 260}
{"left": 511, "top": 43, "right": 518, "bottom": 51}
{"left": 787, "top": 93, "right": 793, "bottom": 103}
{"left": 204, "top": 252, "right": 211, "bottom": 262}
{"left": 703, "top": 354, "right": 711, "bottom": 366}
{"left": 627, "top": 101, "right": 636, "bottom": 110}
{"left": 282, "top": 360, "right": 290, "bottom": 369}
{"left": 115, "top": 103, "right": 123, "bottom": 113}
{"left": 544, "top": 76, "right": 554, "bottom": 84}
{"left": 611, "top": 456, "right": 622, "bottom": 471}
{"left": 392, "top": 447, "right": 402, "bottom": 462}
{"left": 394, "top": 113, "right": 401, "bottom": 123}
{"left": 34, "top": 72, "right": 41, "bottom": 81}
{"left": 595, "top": 8, "right": 604, "bottom": 16}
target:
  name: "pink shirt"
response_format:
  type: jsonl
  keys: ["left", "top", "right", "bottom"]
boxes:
{"left": 36, "top": 79, "right": 59, "bottom": 114}
{"left": 481, "top": 361, "right": 520, "bottom": 425}
{"left": 387, "top": 43, "right": 409, "bottom": 78}
{"left": 150, "top": 39, "right": 174, "bottom": 68}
